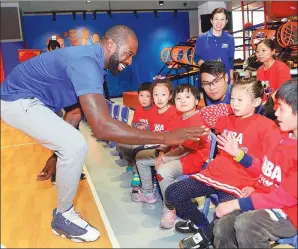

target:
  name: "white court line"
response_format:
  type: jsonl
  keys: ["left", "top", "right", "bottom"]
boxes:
{"left": 1, "top": 142, "right": 38, "bottom": 149}
{"left": 83, "top": 165, "right": 120, "bottom": 248}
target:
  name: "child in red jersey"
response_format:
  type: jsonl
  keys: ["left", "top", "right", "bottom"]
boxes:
{"left": 131, "top": 79, "right": 179, "bottom": 203}
{"left": 117, "top": 82, "right": 156, "bottom": 187}
{"left": 211, "top": 80, "right": 297, "bottom": 249}
{"left": 131, "top": 84, "right": 157, "bottom": 131}
{"left": 165, "top": 78, "right": 282, "bottom": 249}
{"left": 154, "top": 84, "right": 212, "bottom": 229}
{"left": 256, "top": 39, "right": 291, "bottom": 100}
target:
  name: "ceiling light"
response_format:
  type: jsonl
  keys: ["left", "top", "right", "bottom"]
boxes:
{"left": 107, "top": 10, "right": 113, "bottom": 18}
{"left": 133, "top": 10, "right": 138, "bottom": 18}
{"left": 86, "top": 1, "right": 91, "bottom": 3}
{"left": 174, "top": 9, "right": 178, "bottom": 17}
{"left": 159, "top": 1, "right": 164, "bottom": 6}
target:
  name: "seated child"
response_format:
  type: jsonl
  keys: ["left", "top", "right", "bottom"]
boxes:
{"left": 131, "top": 78, "right": 178, "bottom": 203}
{"left": 116, "top": 82, "right": 156, "bottom": 186}
{"left": 165, "top": 78, "right": 282, "bottom": 249}
{"left": 154, "top": 84, "right": 212, "bottom": 229}
{"left": 211, "top": 80, "right": 297, "bottom": 249}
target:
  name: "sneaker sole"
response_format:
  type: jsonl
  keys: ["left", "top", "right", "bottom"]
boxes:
{"left": 175, "top": 227, "right": 197, "bottom": 234}
{"left": 131, "top": 197, "right": 157, "bottom": 204}
{"left": 160, "top": 224, "right": 174, "bottom": 229}
{"left": 175, "top": 223, "right": 198, "bottom": 234}
{"left": 52, "top": 228, "right": 99, "bottom": 243}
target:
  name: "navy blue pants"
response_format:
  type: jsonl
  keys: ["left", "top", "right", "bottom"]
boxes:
{"left": 165, "top": 178, "right": 237, "bottom": 239}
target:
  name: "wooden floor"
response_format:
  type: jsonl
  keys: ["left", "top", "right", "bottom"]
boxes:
{"left": 1, "top": 120, "right": 112, "bottom": 248}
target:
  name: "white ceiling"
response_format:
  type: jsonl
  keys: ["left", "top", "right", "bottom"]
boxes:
{"left": 18, "top": 1, "right": 209, "bottom": 13}
{"left": 3, "top": 0, "right": 252, "bottom": 14}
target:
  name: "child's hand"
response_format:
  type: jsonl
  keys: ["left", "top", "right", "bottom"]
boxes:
{"left": 136, "top": 124, "right": 147, "bottom": 130}
{"left": 216, "top": 133, "right": 241, "bottom": 158}
{"left": 241, "top": 186, "right": 255, "bottom": 197}
{"left": 216, "top": 200, "right": 240, "bottom": 218}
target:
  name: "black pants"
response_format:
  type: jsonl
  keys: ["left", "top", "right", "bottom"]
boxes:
{"left": 165, "top": 178, "right": 237, "bottom": 239}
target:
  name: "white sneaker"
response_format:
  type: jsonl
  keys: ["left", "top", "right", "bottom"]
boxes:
{"left": 51, "top": 206, "right": 100, "bottom": 243}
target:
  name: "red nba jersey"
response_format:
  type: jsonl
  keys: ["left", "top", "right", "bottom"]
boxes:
{"left": 257, "top": 60, "right": 291, "bottom": 95}
{"left": 150, "top": 105, "right": 179, "bottom": 132}
{"left": 169, "top": 111, "right": 211, "bottom": 174}
{"left": 249, "top": 134, "right": 297, "bottom": 229}
{"left": 132, "top": 104, "right": 157, "bottom": 131}
{"left": 191, "top": 114, "right": 282, "bottom": 197}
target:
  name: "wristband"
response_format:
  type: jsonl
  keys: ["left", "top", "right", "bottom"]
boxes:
{"left": 233, "top": 150, "right": 245, "bottom": 162}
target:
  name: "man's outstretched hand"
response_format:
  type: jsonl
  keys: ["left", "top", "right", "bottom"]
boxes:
{"left": 163, "top": 126, "right": 209, "bottom": 146}
{"left": 36, "top": 154, "right": 57, "bottom": 181}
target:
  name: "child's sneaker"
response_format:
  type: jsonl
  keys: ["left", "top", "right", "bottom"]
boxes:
{"left": 131, "top": 188, "right": 157, "bottom": 204}
{"left": 160, "top": 205, "right": 177, "bottom": 229}
{"left": 131, "top": 172, "right": 141, "bottom": 187}
{"left": 126, "top": 166, "right": 133, "bottom": 172}
{"left": 51, "top": 206, "right": 100, "bottom": 242}
{"left": 175, "top": 220, "right": 201, "bottom": 234}
{"left": 179, "top": 228, "right": 209, "bottom": 249}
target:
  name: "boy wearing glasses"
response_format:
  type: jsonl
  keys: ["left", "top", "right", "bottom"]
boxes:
{"left": 200, "top": 60, "right": 232, "bottom": 107}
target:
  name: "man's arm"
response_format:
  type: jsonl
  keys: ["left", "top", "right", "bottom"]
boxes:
{"left": 79, "top": 94, "right": 209, "bottom": 145}
{"left": 194, "top": 35, "right": 204, "bottom": 66}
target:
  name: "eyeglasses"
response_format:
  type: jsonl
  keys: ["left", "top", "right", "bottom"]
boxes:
{"left": 201, "top": 75, "right": 225, "bottom": 89}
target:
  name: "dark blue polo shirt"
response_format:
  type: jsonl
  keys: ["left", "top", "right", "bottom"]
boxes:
{"left": 1, "top": 44, "right": 106, "bottom": 112}
{"left": 195, "top": 28, "right": 235, "bottom": 81}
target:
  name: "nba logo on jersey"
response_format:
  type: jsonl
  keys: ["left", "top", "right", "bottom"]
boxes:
{"left": 222, "top": 129, "right": 243, "bottom": 145}
{"left": 259, "top": 156, "right": 282, "bottom": 187}
{"left": 222, "top": 43, "right": 228, "bottom": 48}
{"left": 154, "top": 124, "right": 164, "bottom": 132}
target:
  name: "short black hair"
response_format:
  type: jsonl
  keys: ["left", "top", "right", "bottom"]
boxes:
{"left": 48, "top": 40, "right": 61, "bottom": 51}
{"left": 103, "top": 25, "right": 138, "bottom": 48}
{"left": 200, "top": 60, "right": 226, "bottom": 77}
{"left": 211, "top": 8, "right": 229, "bottom": 20}
{"left": 173, "top": 84, "right": 200, "bottom": 104}
{"left": 138, "top": 82, "right": 152, "bottom": 94}
{"left": 276, "top": 80, "right": 297, "bottom": 114}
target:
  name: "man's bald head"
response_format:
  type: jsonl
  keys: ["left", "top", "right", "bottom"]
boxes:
{"left": 103, "top": 25, "right": 138, "bottom": 48}
{"left": 101, "top": 25, "right": 138, "bottom": 75}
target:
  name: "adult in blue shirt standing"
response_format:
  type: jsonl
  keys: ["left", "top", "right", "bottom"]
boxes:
{"left": 0, "top": 25, "right": 208, "bottom": 243}
{"left": 195, "top": 8, "right": 235, "bottom": 84}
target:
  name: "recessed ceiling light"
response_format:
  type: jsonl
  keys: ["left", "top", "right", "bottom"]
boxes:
{"left": 86, "top": 1, "right": 91, "bottom": 3}
{"left": 159, "top": 1, "right": 164, "bottom": 6}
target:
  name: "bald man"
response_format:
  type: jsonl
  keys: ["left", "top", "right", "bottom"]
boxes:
{"left": 1, "top": 25, "right": 208, "bottom": 242}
